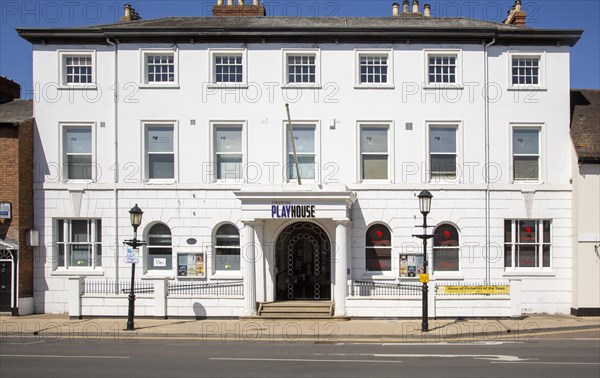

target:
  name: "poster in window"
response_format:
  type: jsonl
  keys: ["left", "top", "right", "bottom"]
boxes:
{"left": 177, "top": 253, "right": 205, "bottom": 277}
{"left": 399, "top": 254, "right": 424, "bottom": 277}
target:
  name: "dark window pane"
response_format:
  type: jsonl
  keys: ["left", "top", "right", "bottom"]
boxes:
{"left": 504, "top": 220, "right": 512, "bottom": 243}
{"left": 504, "top": 245, "right": 512, "bottom": 267}
{"left": 517, "top": 245, "right": 538, "bottom": 267}
{"left": 542, "top": 245, "right": 550, "bottom": 267}
{"left": 366, "top": 247, "right": 391, "bottom": 271}
{"left": 433, "top": 248, "right": 459, "bottom": 271}
{"left": 366, "top": 224, "right": 391, "bottom": 247}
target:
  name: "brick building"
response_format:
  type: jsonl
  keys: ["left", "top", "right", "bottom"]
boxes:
{"left": 0, "top": 77, "right": 34, "bottom": 315}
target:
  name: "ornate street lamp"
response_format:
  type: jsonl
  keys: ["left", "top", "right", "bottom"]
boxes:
{"left": 123, "top": 204, "right": 145, "bottom": 330}
{"left": 413, "top": 190, "right": 434, "bottom": 332}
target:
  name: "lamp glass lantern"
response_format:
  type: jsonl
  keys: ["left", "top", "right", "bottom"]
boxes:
{"left": 418, "top": 190, "right": 433, "bottom": 215}
{"left": 129, "top": 204, "right": 143, "bottom": 230}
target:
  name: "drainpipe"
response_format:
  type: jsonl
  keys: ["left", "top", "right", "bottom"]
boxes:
{"left": 107, "top": 38, "right": 120, "bottom": 292}
{"left": 484, "top": 37, "right": 496, "bottom": 284}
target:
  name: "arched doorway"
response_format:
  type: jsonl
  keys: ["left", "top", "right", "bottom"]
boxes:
{"left": 275, "top": 222, "right": 331, "bottom": 300}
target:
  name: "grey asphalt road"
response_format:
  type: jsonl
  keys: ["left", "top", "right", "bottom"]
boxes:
{"left": 1, "top": 331, "right": 599, "bottom": 378}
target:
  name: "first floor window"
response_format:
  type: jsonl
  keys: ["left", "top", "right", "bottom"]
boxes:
{"left": 214, "top": 54, "right": 243, "bottom": 83}
{"left": 63, "top": 126, "right": 93, "bottom": 180}
{"left": 504, "top": 219, "right": 551, "bottom": 268}
{"left": 146, "top": 54, "right": 174, "bottom": 83}
{"left": 433, "top": 224, "right": 460, "bottom": 271}
{"left": 512, "top": 56, "right": 540, "bottom": 86}
{"left": 513, "top": 127, "right": 540, "bottom": 181}
{"left": 428, "top": 54, "right": 457, "bottom": 84}
{"left": 215, "top": 125, "right": 243, "bottom": 181}
{"left": 146, "top": 124, "right": 175, "bottom": 180}
{"left": 429, "top": 126, "right": 458, "bottom": 180}
{"left": 361, "top": 126, "right": 389, "bottom": 180}
{"left": 215, "top": 224, "right": 240, "bottom": 271}
{"left": 365, "top": 224, "right": 391, "bottom": 272}
{"left": 286, "top": 54, "right": 316, "bottom": 84}
{"left": 358, "top": 54, "right": 389, "bottom": 84}
{"left": 62, "top": 54, "right": 93, "bottom": 85}
{"left": 147, "top": 223, "right": 172, "bottom": 271}
{"left": 287, "top": 125, "right": 316, "bottom": 180}
{"left": 56, "top": 219, "right": 101, "bottom": 268}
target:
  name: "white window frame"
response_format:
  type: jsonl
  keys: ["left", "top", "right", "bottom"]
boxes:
{"left": 211, "top": 223, "right": 243, "bottom": 279}
{"left": 432, "top": 222, "right": 461, "bottom": 275}
{"left": 508, "top": 51, "right": 546, "bottom": 90}
{"left": 358, "top": 121, "right": 394, "bottom": 183}
{"left": 504, "top": 219, "right": 552, "bottom": 271}
{"left": 144, "top": 222, "right": 173, "bottom": 275}
{"left": 364, "top": 222, "right": 393, "bottom": 276}
{"left": 210, "top": 121, "right": 247, "bottom": 183}
{"left": 426, "top": 122, "right": 463, "bottom": 183}
{"left": 208, "top": 48, "right": 248, "bottom": 88}
{"left": 282, "top": 120, "right": 320, "bottom": 183}
{"left": 424, "top": 49, "right": 463, "bottom": 88}
{"left": 58, "top": 50, "right": 96, "bottom": 89}
{"left": 54, "top": 219, "right": 102, "bottom": 271}
{"left": 282, "top": 49, "right": 321, "bottom": 88}
{"left": 510, "top": 124, "right": 544, "bottom": 184}
{"left": 60, "top": 122, "right": 96, "bottom": 182}
{"left": 354, "top": 49, "right": 394, "bottom": 89}
{"left": 142, "top": 121, "right": 178, "bottom": 183}
{"left": 140, "top": 48, "right": 179, "bottom": 88}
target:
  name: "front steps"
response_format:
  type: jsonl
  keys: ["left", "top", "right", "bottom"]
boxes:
{"left": 252, "top": 301, "right": 345, "bottom": 319}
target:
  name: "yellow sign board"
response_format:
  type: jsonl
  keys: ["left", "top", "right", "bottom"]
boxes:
{"left": 419, "top": 274, "right": 429, "bottom": 283}
{"left": 438, "top": 285, "right": 509, "bottom": 295}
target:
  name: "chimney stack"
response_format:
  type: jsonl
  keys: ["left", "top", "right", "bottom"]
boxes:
{"left": 412, "top": 0, "right": 420, "bottom": 13}
{"left": 402, "top": 0, "right": 409, "bottom": 13}
{"left": 213, "top": 0, "right": 266, "bottom": 16}
{"left": 120, "top": 3, "right": 141, "bottom": 22}
{"left": 392, "top": 2, "right": 399, "bottom": 16}
{"left": 503, "top": 0, "right": 526, "bottom": 27}
{"left": 424, "top": 3, "right": 431, "bottom": 17}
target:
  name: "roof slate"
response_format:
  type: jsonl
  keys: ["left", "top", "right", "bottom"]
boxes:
{"left": 571, "top": 89, "right": 600, "bottom": 162}
{"left": 0, "top": 100, "right": 33, "bottom": 126}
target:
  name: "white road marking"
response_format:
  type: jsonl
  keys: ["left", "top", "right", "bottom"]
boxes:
{"left": 491, "top": 361, "right": 600, "bottom": 365}
{"left": 1, "top": 354, "right": 130, "bottom": 359}
{"left": 210, "top": 357, "right": 403, "bottom": 363}
{"left": 326, "top": 353, "right": 532, "bottom": 362}
{"left": 334, "top": 341, "right": 518, "bottom": 346}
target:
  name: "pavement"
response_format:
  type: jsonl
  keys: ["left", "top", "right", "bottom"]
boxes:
{"left": 1, "top": 314, "right": 599, "bottom": 343}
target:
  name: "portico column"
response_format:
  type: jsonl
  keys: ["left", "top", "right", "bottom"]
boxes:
{"left": 334, "top": 220, "right": 350, "bottom": 316}
{"left": 242, "top": 221, "right": 257, "bottom": 316}
{"left": 253, "top": 221, "right": 265, "bottom": 303}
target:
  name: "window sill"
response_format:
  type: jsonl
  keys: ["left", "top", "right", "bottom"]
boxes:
{"left": 139, "top": 83, "right": 180, "bottom": 89}
{"left": 432, "top": 273, "right": 464, "bottom": 280}
{"left": 58, "top": 85, "right": 98, "bottom": 90}
{"left": 51, "top": 269, "right": 104, "bottom": 277}
{"left": 502, "top": 270, "right": 555, "bottom": 277}
{"left": 429, "top": 177, "right": 460, "bottom": 184}
{"left": 210, "top": 273, "right": 243, "bottom": 280}
{"left": 354, "top": 85, "right": 395, "bottom": 90}
{"left": 282, "top": 84, "right": 322, "bottom": 89}
{"left": 145, "top": 179, "right": 177, "bottom": 185}
{"left": 206, "top": 83, "right": 248, "bottom": 89}
{"left": 360, "top": 274, "right": 396, "bottom": 280}
{"left": 143, "top": 271, "right": 174, "bottom": 279}
{"left": 512, "top": 179, "right": 543, "bottom": 185}
{"left": 359, "top": 179, "right": 392, "bottom": 184}
{"left": 507, "top": 86, "right": 547, "bottom": 91}
{"left": 423, "top": 84, "right": 464, "bottom": 90}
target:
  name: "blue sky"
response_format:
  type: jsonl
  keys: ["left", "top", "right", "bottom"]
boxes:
{"left": 1, "top": 0, "right": 599, "bottom": 96}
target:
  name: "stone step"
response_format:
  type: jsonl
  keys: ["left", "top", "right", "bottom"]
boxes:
{"left": 257, "top": 301, "right": 335, "bottom": 318}
{"left": 260, "top": 306, "right": 331, "bottom": 313}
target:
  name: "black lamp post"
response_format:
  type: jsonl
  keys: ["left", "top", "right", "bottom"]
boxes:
{"left": 413, "top": 190, "right": 434, "bottom": 332}
{"left": 123, "top": 204, "right": 145, "bottom": 331}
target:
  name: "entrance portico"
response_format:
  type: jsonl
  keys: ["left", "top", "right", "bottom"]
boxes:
{"left": 235, "top": 185, "right": 356, "bottom": 317}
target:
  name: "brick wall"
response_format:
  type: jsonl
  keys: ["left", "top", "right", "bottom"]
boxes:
{"left": 0, "top": 119, "right": 34, "bottom": 298}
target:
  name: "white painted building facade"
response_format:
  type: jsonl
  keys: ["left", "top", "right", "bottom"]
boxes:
{"left": 19, "top": 1, "right": 583, "bottom": 318}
